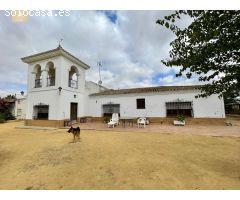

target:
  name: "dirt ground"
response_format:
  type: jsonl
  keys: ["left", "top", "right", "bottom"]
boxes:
{"left": 0, "top": 121, "right": 240, "bottom": 189}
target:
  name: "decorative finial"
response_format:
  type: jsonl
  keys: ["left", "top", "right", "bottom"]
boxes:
{"left": 58, "top": 38, "right": 63, "bottom": 48}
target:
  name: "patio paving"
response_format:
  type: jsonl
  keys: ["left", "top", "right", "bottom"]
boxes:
{"left": 72, "top": 121, "right": 240, "bottom": 138}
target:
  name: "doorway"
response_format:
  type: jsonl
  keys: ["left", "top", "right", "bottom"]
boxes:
{"left": 70, "top": 103, "right": 78, "bottom": 121}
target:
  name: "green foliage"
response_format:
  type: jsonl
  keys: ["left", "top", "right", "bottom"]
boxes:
{"left": 176, "top": 115, "right": 185, "bottom": 122}
{"left": 5, "top": 95, "right": 16, "bottom": 100}
{"left": 3, "top": 112, "right": 15, "bottom": 120}
{"left": 0, "top": 112, "right": 5, "bottom": 123}
{"left": 156, "top": 10, "right": 240, "bottom": 98}
{"left": 224, "top": 92, "right": 239, "bottom": 105}
{"left": 0, "top": 97, "right": 16, "bottom": 121}
{"left": 103, "top": 116, "right": 111, "bottom": 123}
{"left": 0, "top": 111, "right": 15, "bottom": 121}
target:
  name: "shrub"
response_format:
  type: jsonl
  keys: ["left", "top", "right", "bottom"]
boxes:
{"left": 103, "top": 117, "right": 111, "bottom": 123}
{"left": 176, "top": 115, "right": 185, "bottom": 122}
{"left": 0, "top": 113, "right": 5, "bottom": 123}
{"left": 0, "top": 112, "right": 15, "bottom": 121}
{"left": 4, "top": 112, "right": 15, "bottom": 120}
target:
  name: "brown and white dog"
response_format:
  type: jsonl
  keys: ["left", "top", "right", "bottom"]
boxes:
{"left": 67, "top": 126, "right": 80, "bottom": 142}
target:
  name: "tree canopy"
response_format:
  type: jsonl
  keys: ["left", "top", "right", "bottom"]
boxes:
{"left": 156, "top": 10, "right": 240, "bottom": 98}
{"left": 4, "top": 94, "right": 16, "bottom": 100}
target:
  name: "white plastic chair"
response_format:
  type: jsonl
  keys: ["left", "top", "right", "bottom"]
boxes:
{"left": 137, "top": 117, "right": 146, "bottom": 128}
{"left": 108, "top": 113, "right": 119, "bottom": 128}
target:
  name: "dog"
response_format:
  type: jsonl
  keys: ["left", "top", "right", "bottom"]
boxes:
{"left": 67, "top": 126, "right": 80, "bottom": 142}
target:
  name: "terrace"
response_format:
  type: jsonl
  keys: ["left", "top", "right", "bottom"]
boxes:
{"left": 72, "top": 116, "right": 240, "bottom": 138}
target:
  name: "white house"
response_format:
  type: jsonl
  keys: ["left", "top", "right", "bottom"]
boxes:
{"left": 21, "top": 46, "right": 225, "bottom": 127}
{"left": 14, "top": 95, "right": 27, "bottom": 119}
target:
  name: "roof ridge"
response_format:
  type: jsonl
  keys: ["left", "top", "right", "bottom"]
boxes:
{"left": 90, "top": 85, "right": 202, "bottom": 96}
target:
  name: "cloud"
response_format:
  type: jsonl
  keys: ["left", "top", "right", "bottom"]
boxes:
{"left": 0, "top": 10, "right": 197, "bottom": 97}
{"left": 158, "top": 74, "right": 202, "bottom": 86}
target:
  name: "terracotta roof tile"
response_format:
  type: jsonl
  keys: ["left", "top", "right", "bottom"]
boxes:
{"left": 90, "top": 85, "right": 201, "bottom": 96}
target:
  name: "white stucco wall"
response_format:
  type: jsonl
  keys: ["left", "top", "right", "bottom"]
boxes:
{"left": 58, "top": 89, "right": 85, "bottom": 119}
{"left": 26, "top": 55, "right": 88, "bottom": 120}
{"left": 85, "top": 81, "right": 108, "bottom": 94}
{"left": 14, "top": 97, "right": 26, "bottom": 119}
{"left": 24, "top": 51, "right": 225, "bottom": 121}
{"left": 83, "top": 81, "right": 109, "bottom": 116}
{"left": 86, "top": 89, "right": 225, "bottom": 118}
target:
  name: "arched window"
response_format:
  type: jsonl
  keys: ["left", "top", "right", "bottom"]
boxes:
{"left": 46, "top": 62, "right": 55, "bottom": 86}
{"left": 69, "top": 66, "right": 78, "bottom": 88}
{"left": 34, "top": 64, "right": 42, "bottom": 88}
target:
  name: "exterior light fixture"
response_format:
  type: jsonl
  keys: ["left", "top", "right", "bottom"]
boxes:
{"left": 58, "top": 86, "right": 62, "bottom": 95}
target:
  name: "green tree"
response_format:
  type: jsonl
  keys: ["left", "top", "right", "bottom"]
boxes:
{"left": 0, "top": 97, "right": 15, "bottom": 121}
{"left": 156, "top": 10, "right": 240, "bottom": 98}
{"left": 5, "top": 94, "right": 16, "bottom": 100}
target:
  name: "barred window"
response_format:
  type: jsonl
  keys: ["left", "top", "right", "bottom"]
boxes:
{"left": 166, "top": 101, "right": 193, "bottom": 117}
{"left": 17, "top": 109, "right": 22, "bottom": 116}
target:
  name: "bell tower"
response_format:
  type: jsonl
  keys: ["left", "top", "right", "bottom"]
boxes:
{"left": 21, "top": 46, "right": 90, "bottom": 127}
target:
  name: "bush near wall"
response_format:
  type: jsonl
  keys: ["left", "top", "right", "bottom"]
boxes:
{"left": 0, "top": 112, "right": 15, "bottom": 123}
{"left": 0, "top": 98, "right": 16, "bottom": 122}
{"left": 0, "top": 113, "right": 5, "bottom": 123}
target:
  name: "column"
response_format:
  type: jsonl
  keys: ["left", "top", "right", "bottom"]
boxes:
{"left": 41, "top": 69, "right": 48, "bottom": 87}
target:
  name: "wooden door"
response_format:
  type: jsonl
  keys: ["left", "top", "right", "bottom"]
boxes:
{"left": 70, "top": 103, "right": 78, "bottom": 121}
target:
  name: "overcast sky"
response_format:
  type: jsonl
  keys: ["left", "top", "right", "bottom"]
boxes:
{"left": 0, "top": 10, "right": 199, "bottom": 97}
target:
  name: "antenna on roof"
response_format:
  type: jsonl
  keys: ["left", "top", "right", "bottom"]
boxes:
{"left": 58, "top": 38, "right": 63, "bottom": 48}
{"left": 97, "top": 61, "right": 102, "bottom": 85}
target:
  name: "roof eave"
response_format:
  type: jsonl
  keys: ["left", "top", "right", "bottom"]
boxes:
{"left": 21, "top": 48, "right": 90, "bottom": 70}
{"left": 61, "top": 49, "right": 90, "bottom": 69}
{"left": 21, "top": 50, "right": 61, "bottom": 64}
